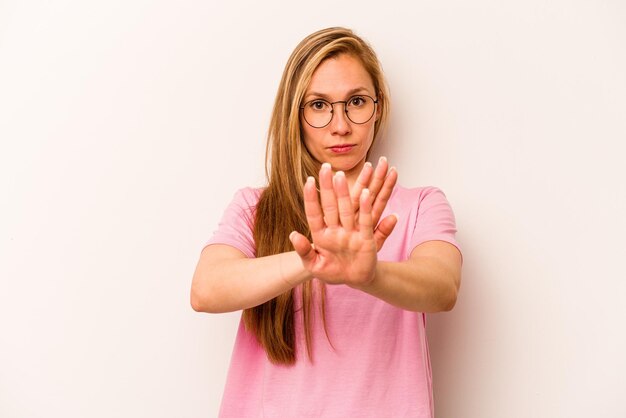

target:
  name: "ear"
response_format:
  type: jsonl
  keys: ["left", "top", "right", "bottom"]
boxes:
{"left": 375, "top": 91, "right": 383, "bottom": 121}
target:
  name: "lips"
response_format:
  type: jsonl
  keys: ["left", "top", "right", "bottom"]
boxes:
{"left": 328, "top": 144, "right": 355, "bottom": 154}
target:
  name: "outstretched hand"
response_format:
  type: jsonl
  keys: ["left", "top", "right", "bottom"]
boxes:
{"left": 289, "top": 162, "right": 398, "bottom": 286}
{"left": 351, "top": 156, "right": 397, "bottom": 227}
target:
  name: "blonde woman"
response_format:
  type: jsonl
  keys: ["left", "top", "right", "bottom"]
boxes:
{"left": 191, "top": 27, "right": 462, "bottom": 417}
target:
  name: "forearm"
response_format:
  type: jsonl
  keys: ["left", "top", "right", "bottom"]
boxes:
{"left": 191, "top": 247, "right": 311, "bottom": 313}
{"left": 352, "top": 256, "right": 460, "bottom": 313}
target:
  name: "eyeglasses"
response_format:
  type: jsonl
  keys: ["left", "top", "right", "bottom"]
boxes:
{"left": 300, "top": 95, "right": 378, "bottom": 128}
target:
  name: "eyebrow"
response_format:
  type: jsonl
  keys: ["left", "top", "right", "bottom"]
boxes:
{"left": 305, "top": 87, "right": 372, "bottom": 101}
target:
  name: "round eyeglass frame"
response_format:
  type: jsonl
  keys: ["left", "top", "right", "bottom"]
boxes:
{"left": 299, "top": 95, "right": 379, "bottom": 128}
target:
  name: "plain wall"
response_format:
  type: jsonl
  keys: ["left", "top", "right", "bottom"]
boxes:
{"left": 1, "top": 0, "right": 625, "bottom": 417}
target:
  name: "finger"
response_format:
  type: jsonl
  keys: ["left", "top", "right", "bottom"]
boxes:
{"left": 358, "top": 188, "right": 374, "bottom": 239}
{"left": 289, "top": 231, "right": 316, "bottom": 264}
{"left": 372, "top": 166, "right": 398, "bottom": 226}
{"left": 333, "top": 171, "right": 354, "bottom": 230}
{"left": 350, "top": 161, "right": 373, "bottom": 210}
{"left": 367, "top": 156, "right": 389, "bottom": 204}
{"left": 319, "top": 163, "right": 339, "bottom": 227}
{"left": 303, "top": 176, "right": 325, "bottom": 234}
{"left": 374, "top": 214, "right": 398, "bottom": 251}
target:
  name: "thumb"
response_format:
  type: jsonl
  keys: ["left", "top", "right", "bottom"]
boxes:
{"left": 289, "top": 231, "right": 316, "bottom": 263}
{"left": 374, "top": 214, "right": 398, "bottom": 251}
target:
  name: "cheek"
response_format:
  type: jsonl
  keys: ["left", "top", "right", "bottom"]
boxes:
{"left": 361, "top": 122, "right": 377, "bottom": 153}
{"left": 359, "top": 120, "right": 377, "bottom": 141}
{"left": 302, "top": 126, "right": 321, "bottom": 151}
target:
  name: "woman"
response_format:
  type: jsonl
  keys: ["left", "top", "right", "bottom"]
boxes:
{"left": 191, "top": 27, "right": 462, "bottom": 417}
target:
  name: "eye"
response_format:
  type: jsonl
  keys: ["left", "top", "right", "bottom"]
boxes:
{"left": 308, "top": 100, "right": 330, "bottom": 111}
{"left": 349, "top": 96, "right": 366, "bottom": 107}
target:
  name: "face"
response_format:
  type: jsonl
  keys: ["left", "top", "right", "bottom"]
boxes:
{"left": 301, "top": 53, "right": 380, "bottom": 183}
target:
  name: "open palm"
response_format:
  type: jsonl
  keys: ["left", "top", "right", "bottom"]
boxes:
{"left": 290, "top": 163, "right": 397, "bottom": 286}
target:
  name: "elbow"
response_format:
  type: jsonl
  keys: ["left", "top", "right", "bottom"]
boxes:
{"left": 190, "top": 285, "right": 222, "bottom": 313}
{"left": 432, "top": 276, "right": 459, "bottom": 312}
{"left": 440, "top": 275, "right": 460, "bottom": 312}
{"left": 190, "top": 265, "right": 228, "bottom": 313}
{"left": 191, "top": 280, "right": 237, "bottom": 314}
{"left": 190, "top": 291, "right": 206, "bottom": 313}
{"left": 440, "top": 287, "right": 458, "bottom": 312}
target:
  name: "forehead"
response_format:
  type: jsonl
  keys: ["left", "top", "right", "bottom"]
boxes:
{"left": 306, "top": 54, "right": 375, "bottom": 97}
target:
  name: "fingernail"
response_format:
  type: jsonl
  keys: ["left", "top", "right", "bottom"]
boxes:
{"left": 322, "top": 162, "right": 331, "bottom": 170}
{"left": 364, "top": 161, "right": 372, "bottom": 168}
{"left": 379, "top": 156, "right": 387, "bottom": 163}
{"left": 333, "top": 171, "right": 344, "bottom": 185}
{"left": 307, "top": 176, "right": 315, "bottom": 184}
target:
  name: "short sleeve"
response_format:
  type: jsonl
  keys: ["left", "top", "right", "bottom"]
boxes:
{"left": 203, "top": 188, "right": 262, "bottom": 258}
{"left": 408, "top": 187, "right": 461, "bottom": 256}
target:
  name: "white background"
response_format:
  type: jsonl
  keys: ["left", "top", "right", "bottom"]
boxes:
{"left": 1, "top": 1, "right": 625, "bottom": 417}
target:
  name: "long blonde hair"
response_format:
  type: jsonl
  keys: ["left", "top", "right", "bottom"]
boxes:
{"left": 243, "top": 27, "right": 390, "bottom": 365}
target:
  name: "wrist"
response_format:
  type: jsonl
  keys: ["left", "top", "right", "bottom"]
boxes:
{"left": 348, "top": 260, "right": 380, "bottom": 291}
{"left": 282, "top": 251, "right": 313, "bottom": 286}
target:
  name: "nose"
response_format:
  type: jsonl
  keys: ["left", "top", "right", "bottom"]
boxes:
{"left": 330, "top": 103, "right": 352, "bottom": 136}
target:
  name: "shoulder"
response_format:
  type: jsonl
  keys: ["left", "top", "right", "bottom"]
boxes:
{"left": 378, "top": 184, "right": 459, "bottom": 260}
{"left": 388, "top": 184, "right": 451, "bottom": 208}
{"left": 218, "top": 187, "right": 265, "bottom": 228}
{"left": 226, "top": 187, "right": 265, "bottom": 218}
{"left": 387, "top": 184, "right": 457, "bottom": 228}
{"left": 206, "top": 187, "right": 265, "bottom": 257}
{"left": 231, "top": 187, "right": 264, "bottom": 207}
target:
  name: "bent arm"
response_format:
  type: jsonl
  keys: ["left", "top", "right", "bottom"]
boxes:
{"left": 352, "top": 240, "right": 462, "bottom": 312}
{"left": 190, "top": 244, "right": 311, "bottom": 313}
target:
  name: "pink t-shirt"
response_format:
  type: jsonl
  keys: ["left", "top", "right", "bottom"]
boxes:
{"left": 205, "top": 185, "right": 461, "bottom": 418}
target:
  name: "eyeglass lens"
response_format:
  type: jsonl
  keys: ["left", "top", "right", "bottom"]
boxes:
{"left": 302, "top": 95, "right": 376, "bottom": 128}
